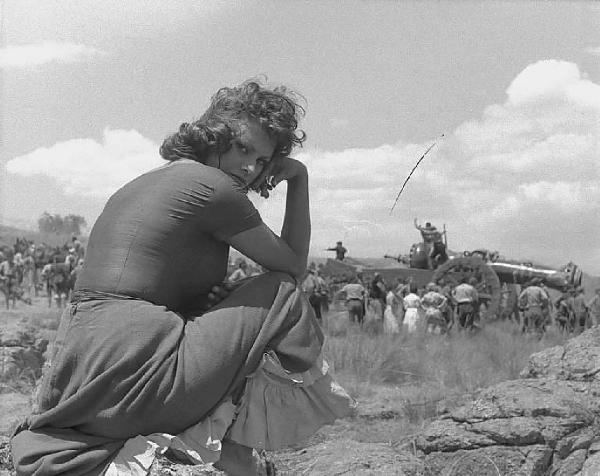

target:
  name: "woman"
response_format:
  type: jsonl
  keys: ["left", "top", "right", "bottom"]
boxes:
{"left": 382, "top": 285, "right": 401, "bottom": 335}
{"left": 11, "top": 81, "right": 353, "bottom": 475}
{"left": 402, "top": 284, "right": 424, "bottom": 334}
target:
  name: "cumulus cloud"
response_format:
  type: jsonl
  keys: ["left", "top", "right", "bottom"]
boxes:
{"left": 328, "top": 117, "right": 350, "bottom": 128}
{"left": 254, "top": 59, "right": 600, "bottom": 271}
{"left": 585, "top": 46, "right": 600, "bottom": 56}
{"left": 0, "top": 41, "right": 105, "bottom": 68}
{"left": 6, "top": 129, "right": 162, "bottom": 197}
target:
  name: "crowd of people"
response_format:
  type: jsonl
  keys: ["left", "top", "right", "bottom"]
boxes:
{"left": 0, "top": 236, "right": 86, "bottom": 309}
{"left": 329, "top": 273, "right": 481, "bottom": 335}
{"left": 516, "top": 280, "right": 599, "bottom": 336}
{"left": 300, "top": 266, "right": 600, "bottom": 338}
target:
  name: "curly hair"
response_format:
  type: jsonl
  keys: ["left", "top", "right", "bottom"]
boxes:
{"left": 159, "top": 80, "right": 306, "bottom": 163}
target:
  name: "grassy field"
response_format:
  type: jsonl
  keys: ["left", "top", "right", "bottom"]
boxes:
{"left": 315, "top": 307, "right": 568, "bottom": 441}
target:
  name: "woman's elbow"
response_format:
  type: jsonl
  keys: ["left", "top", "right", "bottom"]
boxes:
{"left": 289, "top": 259, "right": 307, "bottom": 279}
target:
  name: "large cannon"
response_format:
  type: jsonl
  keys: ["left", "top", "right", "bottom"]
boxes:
{"left": 320, "top": 222, "right": 583, "bottom": 319}
{"left": 381, "top": 221, "right": 583, "bottom": 318}
{"left": 431, "top": 250, "right": 582, "bottom": 317}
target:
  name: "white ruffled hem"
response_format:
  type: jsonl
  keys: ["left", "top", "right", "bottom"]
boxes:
{"left": 102, "top": 399, "right": 236, "bottom": 475}
{"left": 103, "top": 351, "right": 355, "bottom": 475}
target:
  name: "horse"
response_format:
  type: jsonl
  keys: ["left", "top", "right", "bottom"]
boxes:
{"left": 41, "top": 262, "right": 76, "bottom": 308}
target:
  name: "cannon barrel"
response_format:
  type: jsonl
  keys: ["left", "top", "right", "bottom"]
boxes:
{"left": 488, "top": 260, "right": 582, "bottom": 291}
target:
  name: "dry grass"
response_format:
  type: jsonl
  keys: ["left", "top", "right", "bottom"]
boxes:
{"left": 322, "top": 308, "right": 568, "bottom": 428}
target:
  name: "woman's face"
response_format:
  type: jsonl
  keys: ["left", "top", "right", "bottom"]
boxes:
{"left": 209, "top": 118, "right": 276, "bottom": 187}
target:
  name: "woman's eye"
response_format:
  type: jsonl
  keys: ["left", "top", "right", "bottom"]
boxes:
{"left": 238, "top": 143, "right": 248, "bottom": 154}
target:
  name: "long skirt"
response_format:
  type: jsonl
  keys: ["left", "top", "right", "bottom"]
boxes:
{"left": 403, "top": 308, "right": 423, "bottom": 333}
{"left": 11, "top": 272, "right": 348, "bottom": 476}
{"left": 383, "top": 305, "right": 400, "bottom": 334}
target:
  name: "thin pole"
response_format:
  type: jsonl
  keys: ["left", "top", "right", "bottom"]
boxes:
{"left": 389, "top": 134, "right": 444, "bottom": 215}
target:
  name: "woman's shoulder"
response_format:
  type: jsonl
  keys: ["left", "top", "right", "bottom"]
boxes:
{"left": 129, "top": 160, "right": 245, "bottom": 198}
{"left": 146, "top": 160, "right": 224, "bottom": 184}
{"left": 167, "top": 161, "right": 247, "bottom": 194}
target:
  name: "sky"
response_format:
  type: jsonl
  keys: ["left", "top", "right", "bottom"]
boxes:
{"left": 1, "top": 0, "right": 600, "bottom": 274}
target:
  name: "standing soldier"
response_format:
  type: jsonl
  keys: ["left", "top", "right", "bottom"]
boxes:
{"left": 452, "top": 277, "right": 479, "bottom": 331}
{"left": 339, "top": 275, "right": 367, "bottom": 325}
{"left": 302, "top": 268, "right": 323, "bottom": 322}
{"left": 369, "top": 273, "right": 386, "bottom": 319}
{"left": 327, "top": 241, "right": 348, "bottom": 261}
{"left": 555, "top": 290, "right": 574, "bottom": 333}
{"left": 572, "top": 287, "right": 589, "bottom": 333}
{"left": 414, "top": 219, "right": 447, "bottom": 268}
{"left": 72, "top": 236, "right": 85, "bottom": 261}
{"left": 0, "top": 251, "right": 18, "bottom": 309}
{"left": 518, "top": 279, "right": 550, "bottom": 336}
{"left": 21, "top": 249, "right": 37, "bottom": 302}
{"left": 587, "top": 288, "right": 600, "bottom": 327}
{"left": 315, "top": 269, "right": 329, "bottom": 314}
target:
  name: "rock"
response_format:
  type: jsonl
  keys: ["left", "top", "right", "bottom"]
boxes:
{"left": 273, "top": 439, "right": 420, "bottom": 475}
{"left": 0, "top": 436, "right": 15, "bottom": 476}
{"left": 406, "top": 327, "right": 600, "bottom": 475}
{"left": 422, "top": 444, "right": 551, "bottom": 476}
{"left": 580, "top": 452, "right": 600, "bottom": 475}
{"left": 0, "top": 323, "right": 48, "bottom": 381}
{"left": 521, "top": 326, "right": 600, "bottom": 381}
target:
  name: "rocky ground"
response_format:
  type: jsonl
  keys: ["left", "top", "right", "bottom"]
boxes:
{"left": 3, "top": 301, "right": 600, "bottom": 475}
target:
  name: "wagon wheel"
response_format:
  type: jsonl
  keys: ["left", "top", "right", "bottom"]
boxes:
{"left": 432, "top": 256, "right": 502, "bottom": 319}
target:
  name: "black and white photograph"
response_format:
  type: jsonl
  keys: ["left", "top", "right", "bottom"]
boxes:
{"left": 1, "top": 1, "right": 600, "bottom": 474}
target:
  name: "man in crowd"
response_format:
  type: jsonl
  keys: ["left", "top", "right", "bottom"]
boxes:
{"left": 65, "top": 248, "right": 78, "bottom": 267}
{"left": 555, "top": 289, "right": 574, "bottom": 333}
{"left": 315, "top": 269, "right": 329, "bottom": 313}
{"left": 518, "top": 278, "right": 550, "bottom": 336}
{"left": 422, "top": 282, "right": 449, "bottom": 334}
{"left": 572, "top": 286, "right": 589, "bottom": 333}
{"left": 587, "top": 288, "right": 600, "bottom": 327}
{"left": 339, "top": 275, "right": 366, "bottom": 325}
{"left": 452, "top": 277, "right": 479, "bottom": 331}
{"left": 0, "top": 251, "right": 18, "bottom": 309}
{"left": 227, "top": 259, "right": 249, "bottom": 283}
{"left": 302, "top": 268, "right": 325, "bottom": 322}
{"left": 369, "top": 272, "right": 386, "bottom": 319}
{"left": 72, "top": 236, "right": 85, "bottom": 261}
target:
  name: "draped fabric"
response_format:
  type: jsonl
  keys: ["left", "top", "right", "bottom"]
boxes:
{"left": 12, "top": 272, "right": 324, "bottom": 475}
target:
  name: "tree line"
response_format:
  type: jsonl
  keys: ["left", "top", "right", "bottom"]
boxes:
{"left": 37, "top": 212, "right": 87, "bottom": 236}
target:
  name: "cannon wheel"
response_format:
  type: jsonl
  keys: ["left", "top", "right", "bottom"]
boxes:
{"left": 432, "top": 256, "right": 502, "bottom": 319}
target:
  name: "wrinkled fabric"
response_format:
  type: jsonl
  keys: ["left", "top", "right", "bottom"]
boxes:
{"left": 12, "top": 272, "right": 323, "bottom": 475}
{"left": 106, "top": 350, "right": 355, "bottom": 474}
{"left": 76, "top": 160, "right": 261, "bottom": 313}
{"left": 103, "top": 398, "right": 237, "bottom": 475}
{"left": 228, "top": 351, "right": 355, "bottom": 450}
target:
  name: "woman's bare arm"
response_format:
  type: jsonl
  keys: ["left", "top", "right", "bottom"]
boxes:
{"left": 226, "top": 158, "right": 310, "bottom": 279}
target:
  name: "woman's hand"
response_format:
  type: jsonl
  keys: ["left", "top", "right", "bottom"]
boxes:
{"left": 203, "top": 282, "right": 235, "bottom": 310}
{"left": 250, "top": 156, "right": 307, "bottom": 198}
{"left": 269, "top": 156, "right": 307, "bottom": 187}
